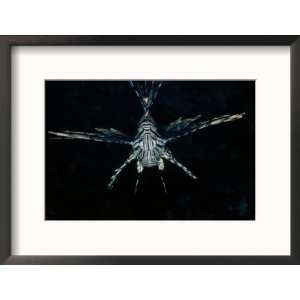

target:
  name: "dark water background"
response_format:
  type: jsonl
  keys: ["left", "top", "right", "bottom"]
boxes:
{"left": 46, "top": 80, "right": 255, "bottom": 220}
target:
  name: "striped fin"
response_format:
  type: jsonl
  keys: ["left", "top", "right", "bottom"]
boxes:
{"left": 48, "top": 128, "right": 132, "bottom": 145}
{"left": 129, "top": 81, "right": 162, "bottom": 111}
{"left": 165, "top": 113, "right": 245, "bottom": 142}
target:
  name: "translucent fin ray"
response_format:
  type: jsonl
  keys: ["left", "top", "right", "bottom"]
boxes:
{"left": 48, "top": 128, "right": 132, "bottom": 145}
{"left": 129, "top": 81, "right": 162, "bottom": 111}
{"left": 165, "top": 113, "right": 245, "bottom": 142}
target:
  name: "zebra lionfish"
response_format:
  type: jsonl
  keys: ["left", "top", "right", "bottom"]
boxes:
{"left": 49, "top": 81, "right": 245, "bottom": 193}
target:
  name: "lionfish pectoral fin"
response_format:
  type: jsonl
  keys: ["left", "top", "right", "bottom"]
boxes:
{"left": 165, "top": 112, "right": 245, "bottom": 142}
{"left": 107, "top": 153, "right": 135, "bottom": 190}
{"left": 162, "top": 151, "right": 197, "bottom": 180}
{"left": 49, "top": 128, "right": 131, "bottom": 145}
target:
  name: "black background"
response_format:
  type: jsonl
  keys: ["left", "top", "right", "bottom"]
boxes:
{"left": 46, "top": 81, "right": 255, "bottom": 220}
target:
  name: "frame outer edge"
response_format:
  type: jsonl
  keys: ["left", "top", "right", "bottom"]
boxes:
{"left": 2, "top": 35, "right": 299, "bottom": 46}
{"left": 0, "top": 37, "right": 11, "bottom": 263}
{"left": 0, "top": 35, "right": 299, "bottom": 265}
{"left": 291, "top": 37, "right": 300, "bottom": 264}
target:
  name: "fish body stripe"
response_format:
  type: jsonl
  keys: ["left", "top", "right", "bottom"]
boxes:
{"left": 133, "top": 119, "right": 165, "bottom": 167}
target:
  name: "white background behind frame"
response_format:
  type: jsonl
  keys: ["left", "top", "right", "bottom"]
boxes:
{"left": 11, "top": 46, "right": 290, "bottom": 255}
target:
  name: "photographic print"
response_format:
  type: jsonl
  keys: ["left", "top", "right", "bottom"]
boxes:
{"left": 46, "top": 80, "right": 255, "bottom": 220}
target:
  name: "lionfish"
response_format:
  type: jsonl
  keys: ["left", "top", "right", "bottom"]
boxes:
{"left": 49, "top": 81, "right": 245, "bottom": 193}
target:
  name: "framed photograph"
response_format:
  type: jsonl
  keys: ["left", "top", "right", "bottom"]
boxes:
{"left": 0, "top": 36, "right": 299, "bottom": 264}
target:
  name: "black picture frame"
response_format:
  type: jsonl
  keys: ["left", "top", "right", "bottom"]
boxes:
{"left": 0, "top": 35, "right": 299, "bottom": 265}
